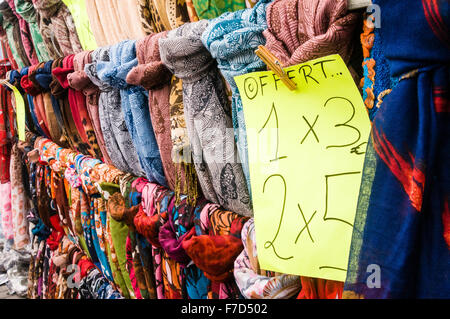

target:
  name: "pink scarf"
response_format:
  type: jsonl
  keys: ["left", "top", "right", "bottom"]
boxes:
{"left": 263, "top": 0, "right": 358, "bottom": 67}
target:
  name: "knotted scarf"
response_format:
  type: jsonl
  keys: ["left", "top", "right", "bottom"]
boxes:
{"left": 126, "top": 32, "right": 199, "bottom": 204}
{"left": 263, "top": 0, "right": 359, "bottom": 70}
{"left": 343, "top": 0, "right": 450, "bottom": 299}
{"left": 160, "top": 20, "right": 252, "bottom": 217}
{"left": 29, "top": 62, "right": 64, "bottom": 145}
{"left": 234, "top": 218, "right": 302, "bottom": 299}
{"left": 201, "top": 0, "right": 272, "bottom": 198}
{"left": 96, "top": 39, "right": 166, "bottom": 186}
{"left": 84, "top": 47, "right": 144, "bottom": 176}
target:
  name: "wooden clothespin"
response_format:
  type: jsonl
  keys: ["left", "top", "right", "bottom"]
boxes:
{"left": 255, "top": 45, "right": 297, "bottom": 91}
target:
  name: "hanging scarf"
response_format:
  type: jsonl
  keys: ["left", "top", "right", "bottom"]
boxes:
{"left": 234, "top": 218, "right": 302, "bottom": 299}
{"left": 184, "top": 203, "right": 248, "bottom": 299}
{"left": 61, "top": 0, "right": 97, "bottom": 51}
{"left": 29, "top": 63, "right": 64, "bottom": 144}
{"left": 21, "top": 65, "right": 52, "bottom": 138}
{"left": 201, "top": 0, "right": 272, "bottom": 198}
{"left": 126, "top": 32, "right": 199, "bottom": 204}
{"left": 53, "top": 54, "right": 102, "bottom": 159}
{"left": 0, "top": 25, "right": 18, "bottom": 69}
{"left": 84, "top": 0, "right": 107, "bottom": 46}
{"left": 68, "top": 50, "right": 111, "bottom": 163}
{"left": 50, "top": 58, "right": 88, "bottom": 154}
{"left": 9, "top": 143, "right": 30, "bottom": 250}
{"left": 0, "top": 1, "right": 29, "bottom": 67}
{"left": 192, "top": 0, "right": 246, "bottom": 20}
{"left": 33, "top": 60, "right": 71, "bottom": 147}
{"left": 33, "top": 0, "right": 83, "bottom": 58}
{"left": 85, "top": 47, "right": 144, "bottom": 176}
{"left": 160, "top": 20, "right": 252, "bottom": 217}
{"left": 344, "top": 0, "right": 450, "bottom": 299}
{"left": 0, "top": 67, "right": 13, "bottom": 183}
{"left": 96, "top": 39, "right": 166, "bottom": 186}
{"left": 134, "top": 182, "right": 172, "bottom": 298}
{"left": 185, "top": 0, "right": 199, "bottom": 22}
{"left": 14, "top": 0, "right": 50, "bottom": 61}
{"left": 0, "top": 181, "right": 13, "bottom": 241}
{"left": 6, "top": 0, "right": 38, "bottom": 65}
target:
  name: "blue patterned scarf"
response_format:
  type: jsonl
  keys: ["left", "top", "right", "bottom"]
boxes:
{"left": 96, "top": 40, "right": 167, "bottom": 187}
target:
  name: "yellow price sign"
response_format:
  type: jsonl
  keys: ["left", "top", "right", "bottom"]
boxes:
{"left": 235, "top": 54, "right": 371, "bottom": 282}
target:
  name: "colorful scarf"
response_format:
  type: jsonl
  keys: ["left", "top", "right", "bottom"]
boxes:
{"left": 192, "top": 0, "right": 246, "bottom": 19}
{"left": 68, "top": 50, "right": 111, "bottom": 163}
{"left": 84, "top": 47, "right": 144, "bottom": 176}
{"left": 344, "top": 0, "right": 450, "bottom": 299}
{"left": 53, "top": 54, "right": 102, "bottom": 159}
{"left": 0, "top": 1, "right": 29, "bottom": 67}
{"left": 160, "top": 20, "right": 252, "bottom": 217}
{"left": 61, "top": 0, "right": 98, "bottom": 50}
{"left": 127, "top": 32, "right": 199, "bottom": 204}
{"left": 263, "top": 0, "right": 358, "bottom": 67}
{"left": 6, "top": 0, "right": 38, "bottom": 65}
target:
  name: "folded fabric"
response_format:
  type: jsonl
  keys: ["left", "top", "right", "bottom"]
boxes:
{"left": 160, "top": 20, "right": 252, "bottom": 217}
{"left": 96, "top": 39, "right": 166, "bottom": 186}
{"left": 201, "top": 0, "right": 272, "bottom": 198}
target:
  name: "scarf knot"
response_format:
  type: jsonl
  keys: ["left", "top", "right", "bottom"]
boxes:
{"left": 126, "top": 32, "right": 172, "bottom": 90}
